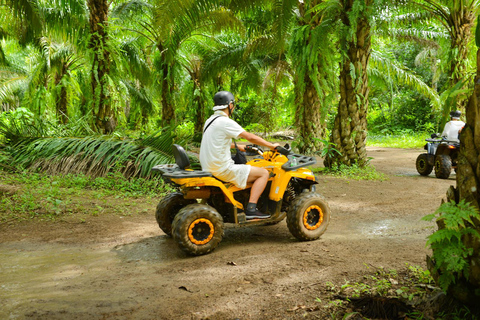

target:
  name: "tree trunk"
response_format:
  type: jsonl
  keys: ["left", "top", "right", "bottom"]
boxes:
{"left": 157, "top": 41, "right": 175, "bottom": 127}
{"left": 295, "top": 75, "right": 324, "bottom": 153}
{"left": 88, "top": 0, "right": 115, "bottom": 133}
{"left": 193, "top": 83, "right": 204, "bottom": 136}
{"left": 431, "top": 48, "right": 480, "bottom": 306}
{"left": 325, "top": 0, "right": 370, "bottom": 167}
{"left": 449, "top": 7, "right": 475, "bottom": 111}
{"left": 54, "top": 64, "right": 68, "bottom": 125}
{"left": 293, "top": 0, "right": 326, "bottom": 154}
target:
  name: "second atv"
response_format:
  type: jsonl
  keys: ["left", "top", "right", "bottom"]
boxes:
{"left": 152, "top": 144, "right": 330, "bottom": 255}
{"left": 416, "top": 133, "right": 459, "bottom": 179}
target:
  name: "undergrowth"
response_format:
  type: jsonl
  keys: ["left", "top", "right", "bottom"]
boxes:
{"left": 314, "top": 162, "right": 387, "bottom": 181}
{"left": 422, "top": 200, "right": 480, "bottom": 292}
{"left": 320, "top": 264, "right": 479, "bottom": 319}
{"left": 367, "top": 132, "right": 427, "bottom": 149}
{"left": 0, "top": 171, "right": 171, "bottom": 223}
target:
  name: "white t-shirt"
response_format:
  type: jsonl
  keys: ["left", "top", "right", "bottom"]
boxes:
{"left": 199, "top": 111, "right": 251, "bottom": 189}
{"left": 441, "top": 120, "right": 465, "bottom": 142}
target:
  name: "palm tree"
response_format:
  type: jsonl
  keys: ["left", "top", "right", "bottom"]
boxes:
{"left": 325, "top": 0, "right": 374, "bottom": 167}
{"left": 0, "top": 0, "right": 43, "bottom": 45}
{"left": 87, "top": 0, "right": 115, "bottom": 133}
{"left": 117, "top": 38, "right": 156, "bottom": 130}
{"left": 427, "top": 41, "right": 480, "bottom": 306}
{"left": 124, "top": 0, "right": 241, "bottom": 126}
{"left": 411, "top": 0, "right": 480, "bottom": 114}
{"left": 289, "top": 0, "right": 338, "bottom": 154}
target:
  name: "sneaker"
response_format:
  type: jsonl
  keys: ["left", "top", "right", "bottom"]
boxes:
{"left": 245, "top": 209, "right": 270, "bottom": 220}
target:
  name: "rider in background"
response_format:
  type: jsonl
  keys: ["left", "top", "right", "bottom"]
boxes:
{"left": 441, "top": 110, "right": 465, "bottom": 143}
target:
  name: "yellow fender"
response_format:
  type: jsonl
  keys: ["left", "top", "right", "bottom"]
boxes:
{"left": 168, "top": 176, "right": 245, "bottom": 209}
{"left": 248, "top": 157, "right": 316, "bottom": 202}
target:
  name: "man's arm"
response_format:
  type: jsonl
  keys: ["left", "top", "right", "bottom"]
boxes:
{"left": 238, "top": 131, "right": 280, "bottom": 149}
{"left": 441, "top": 122, "right": 451, "bottom": 138}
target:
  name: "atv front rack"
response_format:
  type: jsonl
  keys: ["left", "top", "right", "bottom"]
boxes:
{"left": 281, "top": 154, "right": 316, "bottom": 171}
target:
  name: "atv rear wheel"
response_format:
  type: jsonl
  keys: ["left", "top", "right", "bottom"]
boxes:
{"left": 172, "top": 204, "right": 224, "bottom": 255}
{"left": 155, "top": 193, "right": 195, "bottom": 236}
{"left": 287, "top": 192, "right": 330, "bottom": 241}
{"left": 434, "top": 154, "right": 451, "bottom": 179}
{"left": 416, "top": 153, "right": 433, "bottom": 176}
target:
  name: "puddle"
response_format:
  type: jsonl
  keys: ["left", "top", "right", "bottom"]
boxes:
{"left": 113, "top": 235, "right": 181, "bottom": 262}
{"left": 0, "top": 243, "right": 120, "bottom": 318}
{"left": 356, "top": 218, "right": 433, "bottom": 237}
{"left": 0, "top": 238, "right": 181, "bottom": 319}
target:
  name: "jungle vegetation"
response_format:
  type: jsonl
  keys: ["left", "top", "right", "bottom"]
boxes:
{"left": 2, "top": 0, "right": 480, "bottom": 307}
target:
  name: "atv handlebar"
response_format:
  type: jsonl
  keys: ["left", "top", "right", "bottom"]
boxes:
{"left": 275, "top": 144, "right": 291, "bottom": 156}
{"left": 245, "top": 143, "right": 292, "bottom": 156}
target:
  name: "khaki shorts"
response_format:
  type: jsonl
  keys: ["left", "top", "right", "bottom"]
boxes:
{"left": 213, "top": 164, "right": 251, "bottom": 189}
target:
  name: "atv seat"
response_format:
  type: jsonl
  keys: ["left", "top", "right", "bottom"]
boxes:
{"left": 173, "top": 144, "right": 191, "bottom": 170}
{"left": 151, "top": 144, "right": 213, "bottom": 179}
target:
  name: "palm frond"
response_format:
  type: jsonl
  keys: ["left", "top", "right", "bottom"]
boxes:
{"left": 119, "top": 39, "right": 152, "bottom": 86}
{"left": 6, "top": 133, "right": 181, "bottom": 179}
{"left": 39, "top": 0, "right": 88, "bottom": 41}
{"left": 271, "top": 0, "right": 297, "bottom": 52}
{"left": 370, "top": 50, "right": 440, "bottom": 109}
{"left": 385, "top": 27, "right": 447, "bottom": 47}
{"left": 111, "top": 0, "right": 152, "bottom": 19}
{"left": 1, "top": 0, "right": 43, "bottom": 42}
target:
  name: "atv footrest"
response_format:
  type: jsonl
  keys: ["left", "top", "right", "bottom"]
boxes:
{"left": 152, "top": 164, "right": 213, "bottom": 178}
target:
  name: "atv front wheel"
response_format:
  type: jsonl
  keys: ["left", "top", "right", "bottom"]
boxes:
{"left": 155, "top": 193, "right": 195, "bottom": 236}
{"left": 172, "top": 204, "right": 224, "bottom": 255}
{"left": 287, "top": 192, "right": 330, "bottom": 241}
{"left": 434, "top": 154, "right": 451, "bottom": 179}
{"left": 416, "top": 154, "right": 433, "bottom": 176}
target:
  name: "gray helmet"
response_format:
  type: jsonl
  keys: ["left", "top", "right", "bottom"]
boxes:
{"left": 450, "top": 110, "right": 461, "bottom": 119}
{"left": 213, "top": 91, "right": 235, "bottom": 108}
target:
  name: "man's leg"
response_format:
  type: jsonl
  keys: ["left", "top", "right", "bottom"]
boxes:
{"left": 247, "top": 166, "right": 269, "bottom": 202}
{"left": 245, "top": 166, "right": 270, "bottom": 219}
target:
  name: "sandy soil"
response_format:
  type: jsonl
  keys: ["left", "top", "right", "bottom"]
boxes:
{"left": 0, "top": 147, "right": 456, "bottom": 319}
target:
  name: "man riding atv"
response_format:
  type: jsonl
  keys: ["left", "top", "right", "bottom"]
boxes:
{"left": 152, "top": 91, "right": 331, "bottom": 255}
{"left": 200, "top": 91, "right": 280, "bottom": 220}
{"left": 415, "top": 110, "right": 464, "bottom": 179}
{"left": 441, "top": 110, "right": 465, "bottom": 142}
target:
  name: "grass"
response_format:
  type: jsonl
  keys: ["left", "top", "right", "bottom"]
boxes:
{"left": 0, "top": 171, "right": 172, "bottom": 223}
{"left": 313, "top": 162, "right": 387, "bottom": 181}
{"left": 321, "top": 264, "right": 479, "bottom": 320}
{"left": 367, "top": 132, "right": 428, "bottom": 149}
{"left": 311, "top": 132, "right": 427, "bottom": 181}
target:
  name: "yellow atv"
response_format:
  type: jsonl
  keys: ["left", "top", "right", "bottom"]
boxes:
{"left": 152, "top": 144, "right": 331, "bottom": 255}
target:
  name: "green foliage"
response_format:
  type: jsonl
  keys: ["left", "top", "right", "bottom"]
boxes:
{"left": 318, "top": 162, "right": 387, "bottom": 181}
{"left": 0, "top": 171, "right": 170, "bottom": 222}
{"left": 334, "top": 264, "right": 434, "bottom": 301}
{"left": 422, "top": 200, "right": 480, "bottom": 292}
{"left": 0, "top": 0, "right": 478, "bottom": 157}
{"left": 0, "top": 113, "right": 188, "bottom": 178}
{"left": 367, "top": 131, "right": 428, "bottom": 149}
{"left": 234, "top": 92, "right": 279, "bottom": 133}
{"left": 317, "top": 138, "right": 341, "bottom": 158}
{"left": 368, "top": 91, "right": 437, "bottom": 135}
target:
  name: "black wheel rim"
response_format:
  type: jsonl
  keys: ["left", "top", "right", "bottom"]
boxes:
{"left": 303, "top": 205, "right": 323, "bottom": 230}
{"left": 188, "top": 218, "right": 214, "bottom": 245}
{"left": 419, "top": 159, "right": 426, "bottom": 170}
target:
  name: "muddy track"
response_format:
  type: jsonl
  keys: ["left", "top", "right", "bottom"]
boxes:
{"left": 0, "top": 147, "right": 455, "bottom": 319}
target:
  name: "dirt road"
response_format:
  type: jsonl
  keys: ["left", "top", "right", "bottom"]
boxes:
{"left": 0, "top": 147, "right": 455, "bottom": 319}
